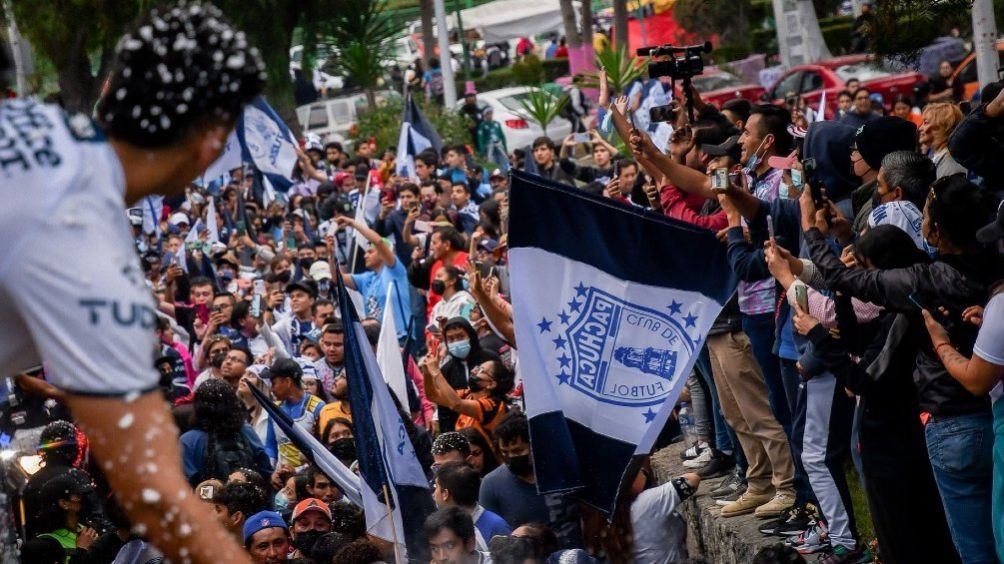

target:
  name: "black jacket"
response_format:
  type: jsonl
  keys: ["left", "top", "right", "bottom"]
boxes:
{"left": 948, "top": 105, "right": 1004, "bottom": 188}
{"left": 438, "top": 321, "right": 500, "bottom": 432}
{"left": 805, "top": 228, "right": 997, "bottom": 416}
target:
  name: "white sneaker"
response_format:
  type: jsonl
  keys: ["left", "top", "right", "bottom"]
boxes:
{"left": 680, "top": 441, "right": 709, "bottom": 461}
{"left": 682, "top": 448, "right": 713, "bottom": 468}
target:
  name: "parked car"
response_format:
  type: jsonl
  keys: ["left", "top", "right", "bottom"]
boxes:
{"left": 950, "top": 39, "right": 1004, "bottom": 102}
{"left": 295, "top": 91, "right": 401, "bottom": 144}
{"left": 477, "top": 86, "right": 573, "bottom": 150}
{"left": 681, "top": 68, "right": 765, "bottom": 108}
{"left": 762, "top": 55, "right": 925, "bottom": 119}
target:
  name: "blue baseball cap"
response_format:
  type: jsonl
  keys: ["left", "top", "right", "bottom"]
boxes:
{"left": 243, "top": 510, "right": 288, "bottom": 544}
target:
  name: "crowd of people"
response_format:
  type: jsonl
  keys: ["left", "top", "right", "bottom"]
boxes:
{"left": 5, "top": 2, "right": 1004, "bottom": 564}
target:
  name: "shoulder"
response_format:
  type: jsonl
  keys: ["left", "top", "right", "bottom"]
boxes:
{"left": 306, "top": 394, "right": 326, "bottom": 411}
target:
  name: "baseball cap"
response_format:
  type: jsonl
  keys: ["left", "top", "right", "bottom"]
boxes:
{"left": 243, "top": 510, "right": 288, "bottom": 544}
{"left": 270, "top": 358, "right": 303, "bottom": 382}
{"left": 39, "top": 470, "right": 95, "bottom": 505}
{"left": 292, "top": 498, "right": 332, "bottom": 522}
{"left": 309, "top": 261, "right": 333, "bottom": 281}
{"left": 478, "top": 238, "right": 500, "bottom": 252}
{"left": 701, "top": 135, "right": 741, "bottom": 161}
{"left": 977, "top": 200, "right": 1004, "bottom": 244}
{"left": 286, "top": 279, "right": 318, "bottom": 298}
{"left": 489, "top": 169, "right": 505, "bottom": 180}
{"left": 169, "top": 212, "right": 190, "bottom": 226}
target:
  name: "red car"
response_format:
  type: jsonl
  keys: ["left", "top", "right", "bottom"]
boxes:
{"left": 680, "top": 68, "right": 766, "bottom": 108}
{"left": 763, "top": 55, "right": 925, "bottom": 119}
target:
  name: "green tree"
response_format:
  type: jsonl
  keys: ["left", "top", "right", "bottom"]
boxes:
{"left": 867, "top": 0, "right": 971, "bottom": 60}
{"left": 673, "top": 0, "right": 752, "bottom": 52}
{"left": 582, "top": 44, "right": 644, "bottom": 95}
{"left": 319, "top": 0, "right": 396, "bottom": 110}
{"left": 8, "top": 0, "right": 138, "bottom": 113}
{"left": 515, "top": 88, "right": 568, "bottom": 136}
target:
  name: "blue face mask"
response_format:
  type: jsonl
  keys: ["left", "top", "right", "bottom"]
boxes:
{"left": 744, "top": 136, "right": 769, "bottom": 173}
{"left": 779, "top": 181, "right": 791, "bottom": 200}
{"left": 447, "top": 339, "right": 472, "bottom": 360}
{"left": 791, "top": 168, "right": 804, "bottom": 190}
{"left": 274, "top": 491, "right": 289, "bottom": 512}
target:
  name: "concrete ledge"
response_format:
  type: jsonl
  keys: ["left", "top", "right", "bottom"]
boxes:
{"left": 653, "top": 442, "right": 778, "bottom": 563}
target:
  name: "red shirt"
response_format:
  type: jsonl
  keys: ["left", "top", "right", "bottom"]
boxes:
{"left": 427, "top": 251, "right": 470, "bottom": 317}
{"left": 659, "top": 185, "right": 727, "bottom": 231}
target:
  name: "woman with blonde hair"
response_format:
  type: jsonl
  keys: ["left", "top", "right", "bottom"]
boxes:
{"left": 919, "top": 102, "right": 967, "bottom": 178}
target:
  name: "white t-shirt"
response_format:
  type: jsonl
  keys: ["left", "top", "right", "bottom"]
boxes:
{"left": 974, "top": 293, "right": 1004, "bottom": 403}
{"left": 0, "top": 100, "right": 159, "bottom": 395}
{"left": 629, "top": 483, "right": 688, "bottom": 563}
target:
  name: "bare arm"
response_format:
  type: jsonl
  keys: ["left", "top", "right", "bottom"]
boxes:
{"left": 924, "top": 310, "right": 1004, "bottom": 396}
{"left": 422, "top": 349, "right": 485, "bottom": 418}
{"left": 67, "top": 392, "right": 252, "bottom": 564}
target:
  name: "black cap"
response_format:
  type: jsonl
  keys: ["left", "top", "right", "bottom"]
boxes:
{"left": 39, "top": 469, "right": 95, "bottom": 504}
{"left": 701, "top": 135, "right": 741, "bottom": 161}
{"left": 977, "top": 200, "right": 1004, "bottom": 244}
{"left": 270, "top": 358, "right": 303, "bottom": 382}
{"left": 285, "top": 279, "right": 318, "bottom": 299}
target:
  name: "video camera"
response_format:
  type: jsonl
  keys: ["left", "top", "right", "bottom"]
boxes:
{"left": 636, "top": 41, "right": 713, "bottom": 123}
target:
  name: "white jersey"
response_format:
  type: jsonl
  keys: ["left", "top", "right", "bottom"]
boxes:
{"left": 0, "top": 99, "right": 158, "bottom": 395}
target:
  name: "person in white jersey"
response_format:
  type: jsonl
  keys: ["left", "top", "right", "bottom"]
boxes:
{"left": 0, "top": 3, "right": 265, "bottom": 562}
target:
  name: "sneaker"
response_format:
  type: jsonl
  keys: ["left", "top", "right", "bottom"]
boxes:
{"left": 754, "top": 491, "right": 797, "bottom": 519}
{"left": 680, "top": 441, "right": 709, "bottom": 461}
{"left": 815, "top": 543, "right": 870, "bottom": 564}
{"left": 710, "top": 470, "right": 746, "bottom": 499}
{"left": 775, "top": 504, "right": 817, "bottom": 537}
{"left": 758, "top": 504, "right": 799, "bottom": 536}
{"left": 787, "top": 520, "right": 829, "bottom": 554}
{"left": 696, "top": 450, "right": 734, "bottom": 479}
{"left": 682, "top": 448, "right": 713, "bottom": 468}
{"left": 714, "top": 484, "right": 747, "bottom": 505}
{"left": 719, "top": 491, "right": 774, "bottom": 517}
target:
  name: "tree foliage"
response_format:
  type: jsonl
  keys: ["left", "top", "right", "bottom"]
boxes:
{"left": 319, "top": 0, "right": 397, "bottom": 109}
{"left": 515, "top": 88, "right": 568, "bottom": 136}
{"left": 581, "top": 44, "right": 644, "bottom": 95}
{"left": 673, "top": 0, "right": 752, "bottom": 50}
{"left": 353, "top": 96, "right": 469, "bottom": 151}
{"left": 868, "top": 0, "right": 972, "bottom": 60}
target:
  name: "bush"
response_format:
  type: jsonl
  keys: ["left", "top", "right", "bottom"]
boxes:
{"left": 713, "top": 43, "right": 752, "bottom": 64}
{"left": 821, "top": 22, "right": 853, "bottom": 54}
{"left": 511, "top": 55, "right": 546, "bottom": 85}
{"left": 352, "top": 97, "right": 471, "bottom": 152}
{"left": 542, "top": 58, "right": 570, "bottom": 81}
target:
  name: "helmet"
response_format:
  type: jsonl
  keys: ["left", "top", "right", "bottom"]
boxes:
{"left": 38, "top": 420, "right": 81, "bottom": 466}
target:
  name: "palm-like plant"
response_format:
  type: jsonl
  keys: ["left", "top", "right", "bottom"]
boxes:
{"left": 580, "top": 44, "right": 645, "bottom": 96}
{"left": 515, "top": 88, "right": 569, "bottom": 137}
{"left": 320, "top": 0, "right": 397, "bottom": 109}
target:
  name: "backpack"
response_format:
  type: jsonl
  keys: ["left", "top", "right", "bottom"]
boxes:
{"left": 201, "top": 431, "right": 257, "bottom": 482}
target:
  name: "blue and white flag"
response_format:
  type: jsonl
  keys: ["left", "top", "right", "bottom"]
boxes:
{"left": 507, "top": 171, "right": 739, "bottom": 514}
{"left": 140, "top": 195, "right": 163, "bottom": 238}
{"left": 202, "top": 96, "right": 298, "bottom": 191}
{"left": 396, "top": 94, "right": 443, "bottom": 180}
{"left": 334, "top": 266, "right": 435, "bottom": 560}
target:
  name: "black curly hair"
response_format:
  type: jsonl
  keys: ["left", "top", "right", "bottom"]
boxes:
{"left": 96, "top": 1, "right": 266, "bottom": 147}
{"left": 193, "top": 378, "right": 243, "bottom": 436}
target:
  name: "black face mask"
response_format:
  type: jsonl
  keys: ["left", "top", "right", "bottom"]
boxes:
{"left": 275, "top": 271, "right": 292, "bottom": 284}
{"left": 430, "top": 280, "right": 447, "bottom": 295}
{"left": 467, "top": 375, "right": 483, "bottom": 392}
{"left": 292, "top": 530, "right": 325, "bottom": 556}
{"left": 505, "top": 454, "right": 533, "bottom": 476}
{"left": 329, "top": 437, "right": 357, "bottom": 463}
{"left": 210, "top": 352, "right": 227, "bottom": 369}
{"left": 300, "top": 257, "right": 315, "bottom": 270}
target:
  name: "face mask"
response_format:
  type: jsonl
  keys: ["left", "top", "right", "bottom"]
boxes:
{"left": 505, "top": 454, "right": 533, "bottom": 476}
{"left": 329, "top": 437, "right": 357, "bottom": 462}
{"left": 448, "top": 339, "right": 471, "bottom": 359}
{"left": 430, "top": 280, "right": 447, "bottom": 295}
{"left": 211, "top": 352, "right": 227, "bottom": 369}
{"left": 274, "top": 491, "right": 289, "bottom": 512}
{"left": 276, "top": 271, "right": 292, "bottom": 284}
{"left": 744, "top": 136, "right": 769, "bottom": 173}
{"left": 219, "top": 270, "right": 234, "bottom": 282}
{"left": 871, "top": 188, "right": 885, "bottom": 208}
{"left": 292, "top": 530, "right": 324, "bottom": 555}
{"left": 778, "top": 181, "right": 791, "bottom": 200}
{"left": 467, "top": 375, "right": 483, "bottom": 392}
{"left": 300, "top": 257, "right": 314, "bottom": 269}
{"left": 790, "top": 169, "right": 803, "bottom": 190}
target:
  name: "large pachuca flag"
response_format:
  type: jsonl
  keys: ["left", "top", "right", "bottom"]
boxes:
{"left": 333, "top": 265, "right": 435, "bottom": 561}
{"left": 507, "top": 170, "right": 739, "bottom": 514}
{"left": 202, "top": 96, "right": 298, "bottom": 191}
{"left": 396, "top": 94, "right": 444, "bottom": 180}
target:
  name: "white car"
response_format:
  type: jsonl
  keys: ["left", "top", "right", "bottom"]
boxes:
{"left": 477, "top": 86, "right": 573, "bottom": 150}
{"left": 295, "top": 91, "right": 401, "bottom": 145}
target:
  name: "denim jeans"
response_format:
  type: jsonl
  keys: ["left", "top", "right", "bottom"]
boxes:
{"left": 694, "top": 345, "right": 735, "bottom": 454}
{"left": 925, "top": 411, "right": 997, "bottom": 563}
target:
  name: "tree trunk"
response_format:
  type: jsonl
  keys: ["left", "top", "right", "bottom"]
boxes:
{"left": 365, "top": 88, "right": 378, "bottom": 110}
{"left": 420, "top": 0, "right": 436, "bottom": 68}
{"left": 580, "top": 0, "right": 593, "bottom": 50}
{"left": 613, "top": 0, "right": 629, "bottom": 52}
{"left": 972, "top": 0, "right": 1000, "bottom": 88}
{"left": 559, "top": 0, "right": 581, "bottom": 48}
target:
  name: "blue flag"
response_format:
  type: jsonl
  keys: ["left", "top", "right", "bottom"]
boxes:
{"left": 396, "top": 94, "right": 443, "bottom": 179}
{"left": 507, "top": 170, "right": 739, "bottom": 514}
{"left": 334, "top": 265, "right": 435, "bottom": 560}
{"left": 237, "top": 96, "right": 300, "bottom": 192}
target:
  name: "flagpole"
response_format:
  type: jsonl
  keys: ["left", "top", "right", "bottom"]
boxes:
{"left": 381, "top": 485, "right": 403, "bottom": 564}
{"left": 350, "top": 172, "right": 374, "bottom": 274}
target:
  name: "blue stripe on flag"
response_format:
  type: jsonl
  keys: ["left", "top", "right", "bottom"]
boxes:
{"left": 508, "top": 170, "right": 738, "bottom": 305}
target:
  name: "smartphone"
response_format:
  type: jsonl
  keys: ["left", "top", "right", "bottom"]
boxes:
{"left": 286, "top": 234, "right": 297, "bottom": 250}
{"left": 236, "top": 220, "right": 246, "bottom": 235}
{"left": 318, "top": 279, "right": 330, "bottom": 296}
{"left": 198, "top": 485, "right": 215, "bottom": 500}
{"left": 767, "top": 214, "right": 776, "bottom": 241}
{"left": 251, "top": 279, "right": 265, "bottom": 317}
{"left": 613, "top": 159, "right": 621, "bottom": 179}
{"left": 573, "top": 132, "right": 591, "bottom": 143}
{"left": 795, "top": 284, "right": 809, "bottom": 312}
{"left": 382, "top": 187, "right": 396, "bottom": 204}
{"left": 712, "top": 168, "right": 729, "bottom": 191}
{"left": 791, "top": 168, "right": 804, "bottom": 191}
{"left": 803, "top": 158, "right": 822, "bottom": 204}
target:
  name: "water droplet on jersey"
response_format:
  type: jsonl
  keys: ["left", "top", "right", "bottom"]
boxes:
{"left": 117, "top": 413, "right": 134, "bottom": 429}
